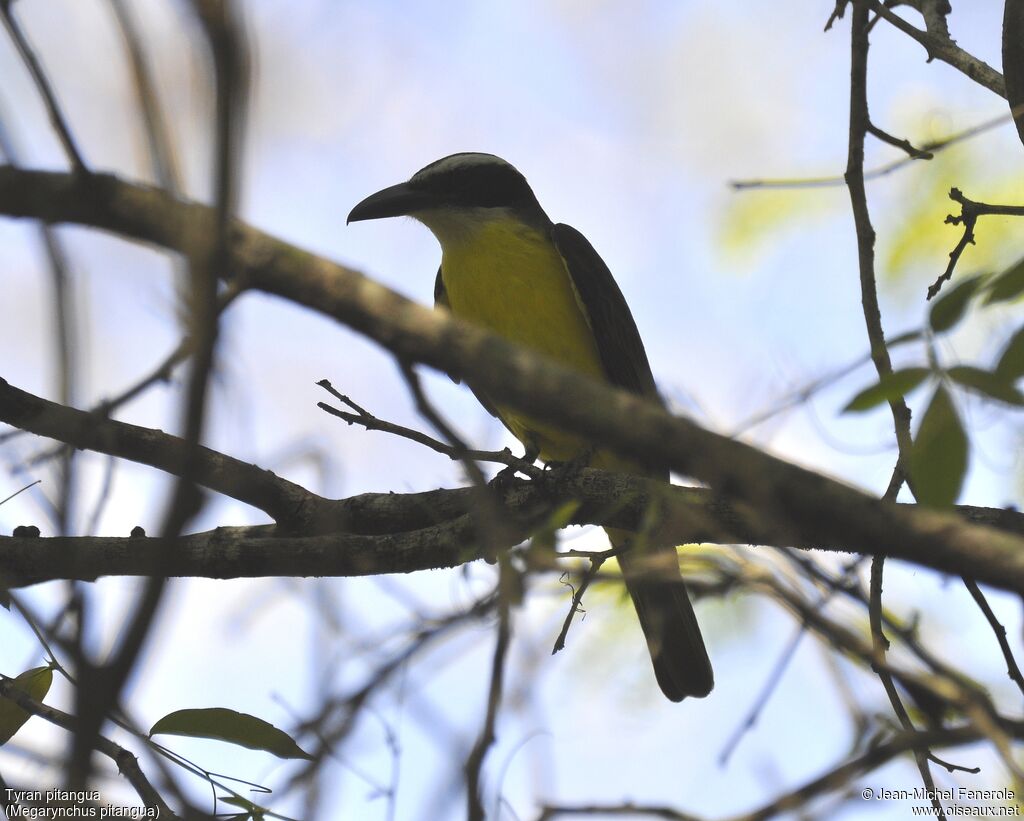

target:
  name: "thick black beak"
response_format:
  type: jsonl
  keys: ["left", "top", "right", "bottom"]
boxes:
{"left": 347, "top": 182, "right": 436, "bottom": 224}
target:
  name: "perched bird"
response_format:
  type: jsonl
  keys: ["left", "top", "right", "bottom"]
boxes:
{"left": 348, "top": 153, "right": 712, "bottom": 700}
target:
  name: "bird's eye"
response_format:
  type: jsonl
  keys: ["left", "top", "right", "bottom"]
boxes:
{"left": 448, "top": 167, "right": 530, "bottom": 208}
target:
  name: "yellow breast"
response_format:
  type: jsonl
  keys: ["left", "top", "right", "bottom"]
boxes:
{"left": 439, "top": 218, "right": 605, "bottom": 460}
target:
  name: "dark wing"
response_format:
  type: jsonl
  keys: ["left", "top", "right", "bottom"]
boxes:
{"left": 551, "top": 223, "right": 662, "bottom": 403}
{"left": 555, "top": 227, "right": 710, "bottom": 698}
{"left": 435, "top": 265, "right": 502, "bottom": 420}
{"left": 433, "top": 265, "right": 449, "bottom": 310}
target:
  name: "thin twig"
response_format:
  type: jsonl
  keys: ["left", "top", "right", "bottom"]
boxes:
{"left": 82, "top": 455, "right": 116, "bottom": 537}
{"left": 0, "top": 480, "right": 40, "bottom": 507}
{"left": 728, "top": 334, "right": 922, "bottom": 436}
{"left": 929, "top": 187, "right": 1024, "bottom": 299}
{"left": 724, "top": 725, "right": 991, "bottom": 821}
{"left": 68, "top": 0, "right": 248, "bottom": 789}
{"left": 399, "top": 363, "right": 488, "bottom": 489}
{"left": 398, "top": 362, "right": 526, "bottom": 570}
{"left": 730, "top": 111, "right": 1011, "bottom": 191}
{"left": 824, "top": 0, "right": 849, "bottom": 32}
{"left": 107, "top": 0, "right": 182, "bottom": 192}
{"left": 317, "top": 379, "right": 541, "bottom": 478}
{"left": 846, "top": 3, "right": 939, "bottom": 814}
{"left": 0, "top": 678, "right": 178, "bottom": 817}
{"left": 550, "top": 558, "right": 605, "bottom": 655}
{"left": 8, "top": 170, "right": 1024, "bottom": 592}
{"left": 466, "top": 560, "right": 514, "bottom": 821}
{"left": 865, "top": 0, "right": 1006, "bottom": 98}
{"left": 867, "top": 121, "right": 933, "bottom": 159}
{"left": 285, "top": 592, "right": 497, "bottom": 792}
{"left": 0, "top": 377, "right": 324, "bottom": 528}
{"left": 962, "top": 576, "right": 1024, "bottom": 698}
{"left": 869, "top": 556, "right": 946, "bottom": 815}
{"left": 0, "top": 4, "right": 87, "bottom": 172}
{"left": 0, "top": 97, "right": 79, "bottom": 536}
{"left": 394, "top": 362, "right": 521, "bottom": 819}
{"left": 718, "top": 555, "right": 864, "bottom": 767}
{"left": 845, "top": 3, "right": 916, "bottom": 484}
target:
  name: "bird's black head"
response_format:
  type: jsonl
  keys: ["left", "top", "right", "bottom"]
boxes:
{"left": 347, "top": 153, "right": 546, "bottom": 225}
{"left": 409, "top": 153, "right": 541, "bottom": 210}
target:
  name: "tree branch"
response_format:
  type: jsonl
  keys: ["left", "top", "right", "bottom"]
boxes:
{"left": 0, "top": 376, "right": 323, "bottom": 530}
{"left": 866, "top": 0, "right": 1006, "bottom": 98}
{"left": 3, "top": 168, "right": 1024, "bottom": 593}
{"left": 0, "top": 678, "right": 178, "bottom": 818}
{"left": 1, "top": 479, "right": 1023, "bottom": 589}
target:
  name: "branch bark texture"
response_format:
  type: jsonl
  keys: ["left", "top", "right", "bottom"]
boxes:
{"left": 1, "top": 167, "right": 1024, "bottom": 592}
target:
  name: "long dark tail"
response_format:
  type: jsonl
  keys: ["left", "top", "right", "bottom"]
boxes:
{"left": 610, "top": 528, "right": 713, "bottom": 701}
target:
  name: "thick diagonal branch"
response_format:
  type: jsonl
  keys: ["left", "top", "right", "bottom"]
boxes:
{"left": 2, "top": 168, "right": 1024, "bottom": 592}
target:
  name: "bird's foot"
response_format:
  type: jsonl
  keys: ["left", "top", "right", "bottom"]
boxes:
{"left": 540, "top": 448, "right": 594, "bottom": 490}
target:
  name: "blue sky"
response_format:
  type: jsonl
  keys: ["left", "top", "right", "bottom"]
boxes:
{"left": 1, "top": 2, "right": 1022, "bottom": 819}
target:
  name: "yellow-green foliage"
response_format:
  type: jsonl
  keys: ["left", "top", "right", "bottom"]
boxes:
{"left": 717, "top": 186, "right": 841, "bottom": 265}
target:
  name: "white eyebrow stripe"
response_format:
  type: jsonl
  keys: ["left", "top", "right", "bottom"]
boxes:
{"left": 411, "top": 153, "right": 514, "bottom": 181}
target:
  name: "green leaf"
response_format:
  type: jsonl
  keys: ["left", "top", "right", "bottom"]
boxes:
{"left": 220, "top": 796, "right": 266, "bottom": 817}
{"left": 150, "top": 708, "right": 311, "bottom": 760}
{"left": 929, "top": 274, "right": 985, "bottom": 333}
{"left": 996, "top": 324, "right": 1024, "bottom": 380}
{"left": 984, "top": 256, "right": 1024, "bottom": 305}
{"left": 843, "top": 367, "right": 931, "bottom": 413}
{"left": 909, "top": 386, "right": 969, "bottom": 507}
{"left": 0, "top": 666, "right": 53, "bottom": 746}
{"left": 717, "top": 188, "right": 836, "bottom": 264}
{"left": 947, "top": 365, "right": 1024, "bottom": 405}
{"left": 888, "top": 329, "right": 924, "bottom": 348}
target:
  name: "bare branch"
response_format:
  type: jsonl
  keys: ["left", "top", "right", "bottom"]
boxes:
{"left": 5, "top": 169, "right": 1024, "bottom": 596}
{"left": 963, "top": 576, "right": 1024, "bottom": 698}
{"left": 3, "top": 484, "right": 1024, "bottom": 591}
{"left": 730, "top": 111, "right": 1011, "bottom": 191}
{"left": 107, "top": 0, "right": 182, "bottom": 192}
{"left": 845, "top": 2, "right": 915, "bottom": 492}
{"left": 465, "top": 561, "right": 514, "bottom": 821}
{"left": 0, "top": 678, "right": 179, "bottom": 817}
{"left": 929, "top": 187, "right": 1024, "bottom": 299}
{"left": 317, "top": 378, "right": 541, "bottom": 478}
{"left": 0, "top": 4, "right": 87, "bottom": 172}
{"left": 0, "top": 377, "right": 322, "bottom": 529}
{"left": 867, "top": 121, "right": 933, "bottom": 159}
{"left": 866, "top": 0, "right": 1006, "bottom": 98}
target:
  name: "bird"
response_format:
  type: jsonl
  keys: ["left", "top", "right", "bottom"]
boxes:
{"left": 348, "top": 152, "right": 713, "bottom": 701}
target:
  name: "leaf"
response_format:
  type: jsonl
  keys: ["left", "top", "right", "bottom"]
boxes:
{"left": 947, "top": 365, "right": 1024, "bottom": 405}
{"left": 218, "top": 795, "right": 267, "bottom": 820}
{"left": 0, "top": 666, "right": 53, "bottom": 746}
{"left": 220, "top": 797, "right": 254, "bottom": 809}
{"left": 996, "top": 324, "right": 1024, "bottom": 380}
{"left": 983, "top": 256, "right": 1024, "bottom": 305}
{"left": 929, "top": 274, "right": 985, "bottom": 333}
{"left": 150, "top": 708, "right": 311, "bottom": 760}
{"left": 888, "top": 329, "right": 924, "bottom": 348}
{"left": 717, "top": 189, "right": 837, "bottom": 264}
{"left": 843, "top": 367, "right": 931, "bottom": 413}
{"left": 909, "top": 386, "right": 968, "bottom": 507}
